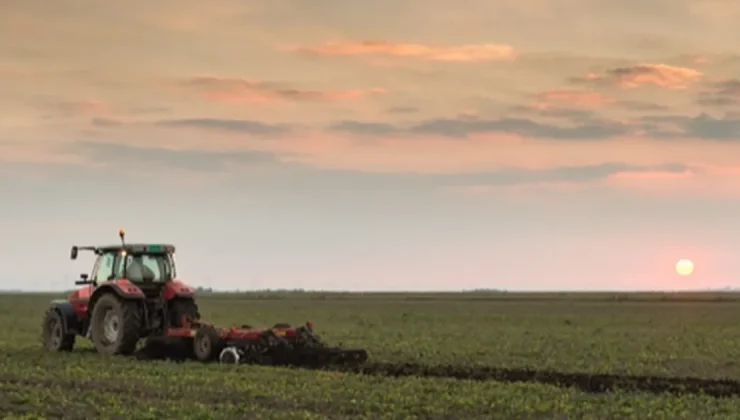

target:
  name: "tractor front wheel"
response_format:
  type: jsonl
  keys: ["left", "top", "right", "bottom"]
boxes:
{"left": 41, "top": 308, "right": 75, "bottom": 352}
{"left": 90, "top": 293, "right": 142, "bottom": 356}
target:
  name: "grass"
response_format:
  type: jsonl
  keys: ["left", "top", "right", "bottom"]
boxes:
{"left": 3, "top": 291, "right": 740, "bottom": 418}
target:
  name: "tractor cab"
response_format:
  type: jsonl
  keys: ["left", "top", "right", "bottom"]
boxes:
{"left": 71, "top": 230, "right": 177, "bottom": 298}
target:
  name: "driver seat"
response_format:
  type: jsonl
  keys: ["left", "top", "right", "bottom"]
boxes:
{"left": 126, "top": 259, "right": 156, "bottom": 283}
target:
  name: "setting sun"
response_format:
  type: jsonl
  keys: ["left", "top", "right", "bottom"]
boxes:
{"left": 675, "top": 259, "right": 695, "bottom": 276}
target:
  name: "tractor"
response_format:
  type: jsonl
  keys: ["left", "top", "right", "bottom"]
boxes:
{"left": 41, "top": 229, "right": 368, "bottom": 366}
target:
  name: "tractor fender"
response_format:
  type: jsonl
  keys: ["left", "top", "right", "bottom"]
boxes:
{"left": 162, "top": 280, "right": 195, "bottom": 300}
{"left": 49, "top": 300, "right": 82, "bottom": 335}
{"left": 88, "top": 281, "right": 145, "bottom": 314}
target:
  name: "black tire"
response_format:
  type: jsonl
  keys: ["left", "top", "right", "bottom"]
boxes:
{"left": 90, "top": 293, "right": 142, "bottom": 356}
{"left": 41, "top": 308, "right": 75, "bottom": 352}
{"left": 169, "top": 298, "right": 201, "bottom": 327}
{"left": 193, "top": 326, "right": 223, "bottom": 362}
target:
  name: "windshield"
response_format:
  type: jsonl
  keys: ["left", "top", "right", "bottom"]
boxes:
{"left": 118, "top": 253, "right": 176, "bottom": 283}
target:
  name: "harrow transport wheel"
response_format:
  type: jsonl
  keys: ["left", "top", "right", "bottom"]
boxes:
{"left": 90, "top": 293, "right": 142, "bottom": 356}
{"left": 193, "top": 326, "right": 224, "bottom": 362}
{"left": 41, "top": 308, "right": 75, "bottom": 351}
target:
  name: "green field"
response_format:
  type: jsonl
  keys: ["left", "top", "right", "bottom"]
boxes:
{"left": 4, "top": 291, "right": 740, "bottom": 419}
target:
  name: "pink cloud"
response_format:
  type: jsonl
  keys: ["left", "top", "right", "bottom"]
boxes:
{"left": 72, "top": 100, "right": 108, "bottom": 113}
{"left": 128, "top": 0, "right": 264, "bottom": 33}
{"left": 442, "top": 181, "right": 588, "bottom": 197}
{"left": 181, "top": 76, "right": 385, "bottom": 104}
{"left": 607, "top": 170, "right": 694, "bottom": 181}
{"left": 604, "top": 164, "right": 740, "bottom": 198}
{"left": 444, "top": 165, "right": 740, "bottom": 200}
{"left": 0, "top": 140, "right": 83, "bottom": 165}
{"left": 575, "top": 64, "right": 703, "bottom": 89}
{"left": 26, "top": 117, "right": 740, "bottom": 202}
{"left": 536, "top": 89, "right": 614, "bottom": 106}
{"left": 44, "top": 100, "right": 109, "bottom": 116}
{"left": 285, "top": 41, "right": 516, "bottom": 62}
{"left": 89, "top": 122, "right": 740, "bottom": 175}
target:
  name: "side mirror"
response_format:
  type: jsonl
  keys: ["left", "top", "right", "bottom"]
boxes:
{"left": 80, "top": 273, "right": 89, "bottom": 281}
{"left": 70, "top": 246, "right": 78, "bottom": 260}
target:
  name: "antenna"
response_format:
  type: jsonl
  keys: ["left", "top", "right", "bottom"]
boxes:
{"left": 119, "top": 228, "right": 126, "bottom": 247}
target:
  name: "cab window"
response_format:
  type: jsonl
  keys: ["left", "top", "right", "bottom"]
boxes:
{"left": 92, "top": 253, "right": 115, "bottom": 282}
{"left": 141, "top": 256, "right": 163, "bottom": 281}
{"left": 120, "top": 254, "right": 168, "bottom": 282}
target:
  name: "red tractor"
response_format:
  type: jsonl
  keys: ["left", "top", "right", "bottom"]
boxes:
{"left": 41, "top": 230, "right": 368, "bottom": 366}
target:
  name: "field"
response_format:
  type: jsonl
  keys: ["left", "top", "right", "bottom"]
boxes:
{"left": 5, "top": 291, "right": 740, "bottom": 419}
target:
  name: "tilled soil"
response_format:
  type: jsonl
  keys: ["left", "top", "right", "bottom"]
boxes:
{"left": 130, "top": 344, "right": 740, "bottom": 397}
{"left": 333, "top": 362, "right": 740, "bottom": 397}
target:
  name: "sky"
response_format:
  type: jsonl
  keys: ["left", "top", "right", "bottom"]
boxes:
{"left": 2, "top": 0, "right": 740, "bottom": 291}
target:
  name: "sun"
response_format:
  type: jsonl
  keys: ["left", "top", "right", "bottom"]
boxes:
{"left": 675, "top": 258, "right": 695, "bottom": 276}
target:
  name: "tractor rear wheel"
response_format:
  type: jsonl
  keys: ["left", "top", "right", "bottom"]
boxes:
{"left": 193, "top": 326, "right": 223, "bottom": 362}
{"left": 41, "top": 308, "right": 75, "bottom": 351}
{"left": 90, "top": 293, "right": 142, "bottom": 356}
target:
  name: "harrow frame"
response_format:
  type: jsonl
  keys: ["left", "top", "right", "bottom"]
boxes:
{"left": 164, "top": 317, "right": 368, "bottom": 366}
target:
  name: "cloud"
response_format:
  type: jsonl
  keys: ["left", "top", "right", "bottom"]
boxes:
{"left": 454, "top": 162, "right": 691, "bottom": 185}
{"left": 441, "top": 162, "right": 740, "bottom": 199}
{"left": 680, "top": 113, "right": 740, "bottom": 140}
{"left": 38, "top": 99, "right": 108, "bottom": 117}
{"left": 387, "top": 106, "right": 419, "bottom": 114}
{"left": 70, "top": 141, "right": 281, "bottom": 172}
{"left": 323, "top": 163, "right": 688, "bottom": 185}
{"left": 509, "top": 104, "right": 598, "bottom": 122}
{"left": 330, "top": 116, "right": 630, "bottom": 140}
{"left": 224, "top": 160, "right": 695, "bottom": 193}
{"left": 638, "top": 113, "right": 740, "bottom": 140}
{"left": 607, "top": 169, "right": 693, "bottom": 181}
{"left": 91, "top": 117, "right": 123, "bottom": 127}
{"left": 136, "top": 0, "right": 261, "bottom": 33}
{"left": 516, "top": 90, "right": 669, "bottom": 119}
{"left": 437, "top": 162, "right": 692, "bottom": 195}
{"left": 285, "top": 41, "right": 515, "bottom": 62}
{"left": 0, "top": 140, "right": 83, "bottom": 166}
{"left": 412, "top": 117, "right": 630, "bottom": 139}
{"left": 696, "top": 79, "right": 740, "bottom": 106}
{"left": 180, "top": 76, "right": 386, "bottom": 104}
{"left": 329, "top": 121, "right": 400, "bottom": 136}
{"left": 536, "top": 89, "right": 614, "bottom": 106}
{"left": 330, "top": 110, "right": 740, "bottom": 143}
{"left": 571, "top": 63, "right": 703, "bottom": 89}
{"left": 602, "top": 162, "right": 740, "bottom": 198}
{"left": 612, "top": 101, "right": 671, "bottom": 112}
{"left": 154, "top": 118, "right": 289, "bottom": 134}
